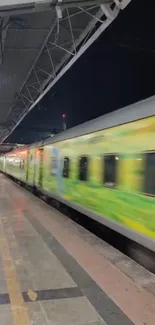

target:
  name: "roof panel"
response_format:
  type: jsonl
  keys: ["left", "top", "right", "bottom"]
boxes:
{"left": 10, "top": 10, "right": 57, "bottom": 28}
{"left": 0, "top": 103, "right": 13, "bottom": 124}
{"left": 6, "top": 28, "right": 49, "bottom": 49}
{"left": 0, "top": 48, "right": 39, "bottom": 120}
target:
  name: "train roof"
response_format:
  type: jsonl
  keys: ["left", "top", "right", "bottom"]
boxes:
{"left": 6, "top": 95, "right": 155, "bottom": 153}
{"left": 38, "top": 95, "right": 155, "bottom": 147}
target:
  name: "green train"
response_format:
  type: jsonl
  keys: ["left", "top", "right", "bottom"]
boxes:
{"left": 1, "top": 95, "right": 155, "bottom": 257}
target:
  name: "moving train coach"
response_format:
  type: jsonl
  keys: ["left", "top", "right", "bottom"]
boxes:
{"left": 1, "top": 95, "right": 155, "bottom": 253}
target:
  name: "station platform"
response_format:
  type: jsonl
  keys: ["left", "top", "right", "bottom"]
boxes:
{"left": 0, "top": 174, "right": 155, "bottom": 325}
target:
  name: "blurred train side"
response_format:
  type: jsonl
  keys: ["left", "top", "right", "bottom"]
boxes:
{"left": 1, "top": 96, "right": 155, "bottom": 252}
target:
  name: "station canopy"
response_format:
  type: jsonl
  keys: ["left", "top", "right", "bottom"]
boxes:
{"left": 0, "top": 0, "right": 131, "bottom": 153}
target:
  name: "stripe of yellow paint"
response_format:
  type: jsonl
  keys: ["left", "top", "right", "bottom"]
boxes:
{"left": 0, "top": 220, "right": 31, "bottom": 325}
{"left": 119, "top": 215, "right": 155, "bottom": 239}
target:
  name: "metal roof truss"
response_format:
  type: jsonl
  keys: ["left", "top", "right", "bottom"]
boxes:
{"left": 0, "top": 0, "right": 132, "bottom": 144}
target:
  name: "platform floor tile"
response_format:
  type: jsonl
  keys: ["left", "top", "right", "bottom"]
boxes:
{"left": 40, "top": 297, "right": 106, "bottom": 325}
{"left": 1, "top": 175, "right": 155, "bottom": 325}
{"left": 0, "top": 305, "right": 13, "bottom": 325}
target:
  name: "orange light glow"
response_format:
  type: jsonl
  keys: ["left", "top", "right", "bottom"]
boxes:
{"left": 21, "top": 151, "right": 27, "bottom": 155}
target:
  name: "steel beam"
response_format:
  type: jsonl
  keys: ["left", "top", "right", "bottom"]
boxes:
{"left": 114, "top": 0, "right": 132, "bottom": 9}
{"left": 0, "top": 17, "right": 10, "bottom": 66}
{"left": 0, "top": 0, "right": 113, "bottom": 16}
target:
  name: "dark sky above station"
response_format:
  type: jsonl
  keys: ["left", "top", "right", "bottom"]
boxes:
{"left": 6, "top": 0, "right": 155, "bottom": 144}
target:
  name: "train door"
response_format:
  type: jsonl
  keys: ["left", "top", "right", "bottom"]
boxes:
{"left": 34, "top": 147, "right": 44, "bottom": 188}
{"left": 39, "top": 147, "right": 44, "bottom": 187}
{"left": 26, "top": 149, "right": 36, "bottom": 185}
{"left": 3, "top": 156, "right": 6, "bottom": 172}
{"left": 51, "top": 147, "right": 63, "bottom": 194}
{"left": 26, "top": 150, "right": 30, "bottom": 181}
{"left": 33, "top": 150, "right": 37, "bottom": 184}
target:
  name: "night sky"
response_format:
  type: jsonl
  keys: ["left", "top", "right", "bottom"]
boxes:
{"left": 6, "top": 0, "right": 155, "bottom": 144}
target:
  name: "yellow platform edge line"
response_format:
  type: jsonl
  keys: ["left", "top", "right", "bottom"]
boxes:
{"left": 0, "top": 219, "right": 31, "bottom": 325}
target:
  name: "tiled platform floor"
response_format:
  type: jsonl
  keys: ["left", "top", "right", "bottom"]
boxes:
{"left": 0, "top": 174, "right": 155, "bottom": 325}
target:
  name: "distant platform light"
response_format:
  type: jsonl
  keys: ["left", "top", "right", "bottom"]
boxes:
{"left": 21, "top": 150, "right": 27, "bottom": 155}
{"left": 62, "top": 114, "right": 66, "bottom": 119}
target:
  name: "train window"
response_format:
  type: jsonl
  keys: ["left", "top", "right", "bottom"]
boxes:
{"left": 63, "top": 157, "right": 70, "bottom": 178}
{"left": 144, "top": 153, "right": 155, "bottom": 195}
{"left": 103, "top": 154, "right": 118, "bottom": 187}
{"left": 22, "top": 160, "right": 25, "bottom": 170}
{"left": 20, "top": 160, "right": 24, "bottom": 170}
{"left": 78, "top": 156, "right": 88, "bottom": 181}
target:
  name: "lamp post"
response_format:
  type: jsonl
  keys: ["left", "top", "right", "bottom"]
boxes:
{"left": 62, "top": 113, "right": 67, "bottom": 131}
